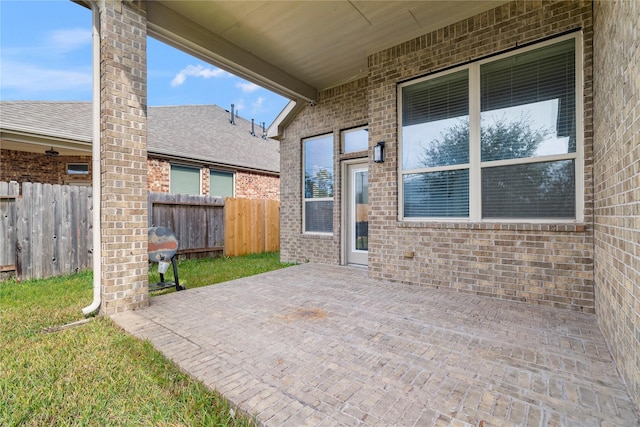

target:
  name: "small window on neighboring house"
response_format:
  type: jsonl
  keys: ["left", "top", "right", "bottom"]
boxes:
{"left": 210, "top": 170, "right": 234, "bottom": 198}
{"left": 342, "top": 126, "right": 368, "bottom": 153}
{"left": 67, "top": 163, "right": 89, "bottom": 175}
{"left": 399, "top": 35, "right": 582, "bottom": 222}
{"left": 303, "top": 133, "right": 334, "bottom": 234}
{"left": 170, "top": 165, "right": 201, "bottom": 195}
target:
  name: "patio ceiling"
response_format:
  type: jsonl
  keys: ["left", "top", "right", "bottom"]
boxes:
{"left": 147, "top": 1, "right": 509, "bottom": 102}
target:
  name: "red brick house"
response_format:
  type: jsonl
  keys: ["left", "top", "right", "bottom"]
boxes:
{"left": 0, "top": 102, "right": 279, "bottom": 200}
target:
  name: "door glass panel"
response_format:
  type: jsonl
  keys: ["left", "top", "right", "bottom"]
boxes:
{"left": 354, "top": 170, "right": 368, "bottom": 251}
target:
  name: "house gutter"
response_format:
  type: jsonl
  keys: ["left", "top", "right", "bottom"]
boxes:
{"left": 82, "top": 1, "right": 101, "bottom": 316}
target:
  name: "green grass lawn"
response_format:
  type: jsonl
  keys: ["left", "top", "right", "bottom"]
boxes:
{"left": 149, "top": 252, "right": 292, "bottom": 293}
{"left": 0, "top": 252, "right": 293, "bottom": 426}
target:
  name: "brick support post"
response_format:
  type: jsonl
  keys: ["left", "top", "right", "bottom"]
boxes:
{"left": 98, "top": 0, "right": 149, "bottom": 314}
{"left": 593, "top": 0, "right": 640, "bottom": 409}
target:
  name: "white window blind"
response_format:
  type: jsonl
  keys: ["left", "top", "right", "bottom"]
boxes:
{"left": 210, "top": 170, "right": 234, "bottom": 198}
{"left": 400, "top": 35, "right": 580, "bottom": 221}
{"left": 170, "top": 165, "right": 200, "bottom": 195}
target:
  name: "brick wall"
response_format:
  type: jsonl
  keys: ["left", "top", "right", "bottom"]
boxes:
{"left": 146, "top": 157, "right": 169, "bottom": 193}
{"left": 0, "top": 149, "right": 92, "bottom": 185}
{"left": 1, "top": 150, "right": 280, "bottom": 200}
{"left": 145, "top": 155, "right": 279, "bottom": 200}
{"left": 98, "top": 0, "right": 149, "bottom": 314}
{"left": 367, "top": 1, "right": 594, "bottom": 312}
{"left": 235, "top": 170, "right": 279, "bottom": 200}
{"left": 593, "top": 0, "right": 640, "bottom": 409}
{"left": 280, "top": 78, "right": 368, "bottom": 264}
{"left": 282, "top": 1, "right": 595, "bottom": 312}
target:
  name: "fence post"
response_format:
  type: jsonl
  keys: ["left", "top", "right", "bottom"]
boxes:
{"left": 0, "top": 181, "right": 20, "bottom": 279}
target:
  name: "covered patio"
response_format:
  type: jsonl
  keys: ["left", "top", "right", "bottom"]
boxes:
{"left": 112, "top": 264, "right": 638, "bottom": 426}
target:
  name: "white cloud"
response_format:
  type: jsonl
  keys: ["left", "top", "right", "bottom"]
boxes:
{"left": 236, "top": 82, "right": 260, "bottom": 93}
{"left": 171, "top": 64, "right": 230, "bottom": 87}
{"left": 0, "top": 25, "right": 92, "bottom": 99}
{"left": 48, "top": 28, "right": 92, "bottom": 53}
{"left": 0, "top": 27, "right": 92, "bottom": 59}
{"left": 234, "top": 100, "right": 246, "bottom": 113}
{"left": 0, "top": 60, "right": 92, "bottom": 95}
{"left": 252, "top": 96, "right": 266, "bottom": 115}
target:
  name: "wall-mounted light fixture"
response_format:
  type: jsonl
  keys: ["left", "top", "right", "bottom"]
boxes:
{"left": 373, "top": 141, "right": 385, "bottom": 163}
{"left": 45, "top": 147, "right": 59, "bottom": 157}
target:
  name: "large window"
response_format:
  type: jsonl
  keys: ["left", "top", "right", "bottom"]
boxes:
{"left": 303, "top": 133, "right": 334, "bottom": 233}
{"left": 210, "top": 170, "right": 234, "bottom": 198}
{"left": 399, "top": 35, "right": 581, "bottom": 221}
{"left": 170, "top": 165, "right": 200, "bottom": 195}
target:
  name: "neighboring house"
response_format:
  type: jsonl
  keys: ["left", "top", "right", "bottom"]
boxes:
{"left": 0, "top": 102, "right": 280, "bottom": 200}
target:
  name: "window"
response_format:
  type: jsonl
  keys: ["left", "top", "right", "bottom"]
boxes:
{"left": 399, "top": 35, "right": 581, "bottom": 221}
{"left": 67, "top": 163, "right": 89, "bottom": 175}
{"left": 210, "top": 170, "right": 234, "bottom": 198}
{"left": 303, "top": 133, "right": 334, "bottom": 233}
{"left": 170, "top": 165, "right": 200, "bottom": 195}
{"left": 343, "top": 126, "right": 368, "bottom": 153}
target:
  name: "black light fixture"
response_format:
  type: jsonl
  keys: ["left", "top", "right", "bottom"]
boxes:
{"left": 373, "top": 141, "right": 385, "bottom": 163}
{"left": 45, "top": 146, "right": 59, "bottom": 157}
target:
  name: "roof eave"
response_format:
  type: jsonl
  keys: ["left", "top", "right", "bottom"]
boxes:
{"left": 267, "top": 100, "right": 305, "bottom": 141}
{"left": 148, "top": 151, "right": 280, "bottom": 176}
{"left": 0, "top": 128, "right": 92, "bottom": 153}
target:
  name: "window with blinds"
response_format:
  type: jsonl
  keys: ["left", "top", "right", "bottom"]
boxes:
{"left": 170, "top": 165, "right": 200, "bottom": 195}
{"left": 399, "top": 35, "right": 581, "bottom": 221}
{"left": 303, "top": 133, "right": 334, "bottom": 233}
{"left": 210, "top": 170, "right": 234, "bottom": 198}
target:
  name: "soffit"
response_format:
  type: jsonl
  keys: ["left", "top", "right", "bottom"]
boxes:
{"left": 148, "top": 1, "right": 508, "bottom": 101}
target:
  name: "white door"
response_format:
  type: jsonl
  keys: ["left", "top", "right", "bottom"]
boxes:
{"left": 346, "top": 162, "right": 368, "bottom": 266}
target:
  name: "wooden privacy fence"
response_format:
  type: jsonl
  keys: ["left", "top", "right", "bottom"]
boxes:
{"left": 0, "top": 182, "right": 280, "bottom": 281}
{"left": 148, "top": 192, "right": 225, "bottom": 258}
{"left": 148, "top": 193, "right": 280, "bottom": 258}
{"left": 224, "top": 198, "right": 280, "bottom": 256}
{"left": 0, "top": 181, "right": 93, "bottom": 280}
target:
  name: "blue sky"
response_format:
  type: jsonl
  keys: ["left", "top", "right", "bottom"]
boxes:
{"left": 0, "top": 0, "right": 290, "bottom": 126}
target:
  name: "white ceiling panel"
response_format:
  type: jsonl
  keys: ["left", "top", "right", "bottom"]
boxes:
{"left": 149, "top": 1, "right": 509, "bottom": 100}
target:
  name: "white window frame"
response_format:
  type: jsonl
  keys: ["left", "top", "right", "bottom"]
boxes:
{"left": 398, "top": 33, "right": 584, "bottom": 223}
{"left": 302, "top": 133, "right": 334, "bottom": 235}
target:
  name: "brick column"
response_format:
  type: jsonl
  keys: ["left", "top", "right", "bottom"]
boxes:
{"left": 98, "top": 0, "right": 148, "bottom": 314}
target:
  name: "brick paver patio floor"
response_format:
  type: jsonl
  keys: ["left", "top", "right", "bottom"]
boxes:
{"left": 112, "top": 263, "right": 639, "bottom": 426}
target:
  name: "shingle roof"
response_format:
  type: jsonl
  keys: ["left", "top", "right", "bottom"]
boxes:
{"left": 0, "top": 101, "right": 91, "bottom": 143}
{"left": 0, "top": 101, "right": 280, "bottom": 174}
{"left": 148, "top": 104, "right": 279, "bottom": 173}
